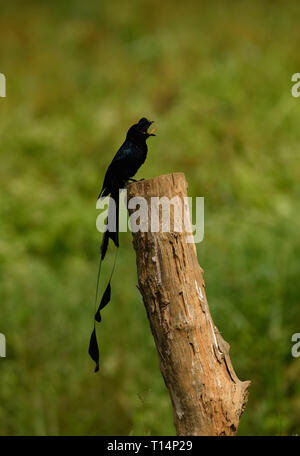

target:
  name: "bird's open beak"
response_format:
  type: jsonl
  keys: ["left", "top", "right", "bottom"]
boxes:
{"left": 148, "top": 121, "right": 156, "bottom": 136}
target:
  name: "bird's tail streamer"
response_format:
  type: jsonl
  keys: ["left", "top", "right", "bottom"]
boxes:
{"left": 88, "top": 191, "right": 120, "bottom": 372}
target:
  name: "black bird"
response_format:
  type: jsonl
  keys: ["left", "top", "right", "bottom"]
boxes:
{"left": 89, "top": 117, "right": 156, "bottom": 372}
{"left": 98, "top": 117, "right": 156, "bottom": 257}
{"left": 98, "top": 117, "right": 156, "bottom": 199}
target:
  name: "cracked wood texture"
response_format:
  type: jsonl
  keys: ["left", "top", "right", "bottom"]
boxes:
{"left": 126, "top": 172, "right": 250, "bottom": 436}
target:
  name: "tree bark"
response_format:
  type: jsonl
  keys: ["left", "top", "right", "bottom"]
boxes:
{"left": 126, "top": 172, "right": 250, "bottom": 436}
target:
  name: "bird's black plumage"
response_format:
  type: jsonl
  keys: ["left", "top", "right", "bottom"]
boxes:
{"left": 98, "top": 117, "right": 155, "bottom": 199}
{"left": 98, "top": 117, "right": 155, "bottom": 252}
{"left": 89, "top": 118, "right": 155, "bottom": 372}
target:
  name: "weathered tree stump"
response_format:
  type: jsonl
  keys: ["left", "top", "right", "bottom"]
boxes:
{"left": 126, "top": 172, "right": 250, "bottom": 436}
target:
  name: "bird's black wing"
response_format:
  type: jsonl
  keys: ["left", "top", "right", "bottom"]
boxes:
{"left": 98, "top": 142, "right": 134, "bottom": 198}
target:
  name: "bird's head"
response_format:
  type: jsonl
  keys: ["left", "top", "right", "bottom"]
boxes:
{"left": 127, "top": 117, "right": 156, "bottom": 141}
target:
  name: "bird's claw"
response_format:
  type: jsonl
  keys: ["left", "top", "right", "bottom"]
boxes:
{"left": 128, "top": 178, "right": 145, "bottom": 183}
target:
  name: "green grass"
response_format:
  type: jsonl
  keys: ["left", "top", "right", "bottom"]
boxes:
{"left": 0, "top": 0, "right": 299, "bottom": 435}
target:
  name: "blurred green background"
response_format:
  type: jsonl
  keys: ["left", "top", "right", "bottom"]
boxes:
{"left": 0, "top": 0, "right": 299, "bottom": 436}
